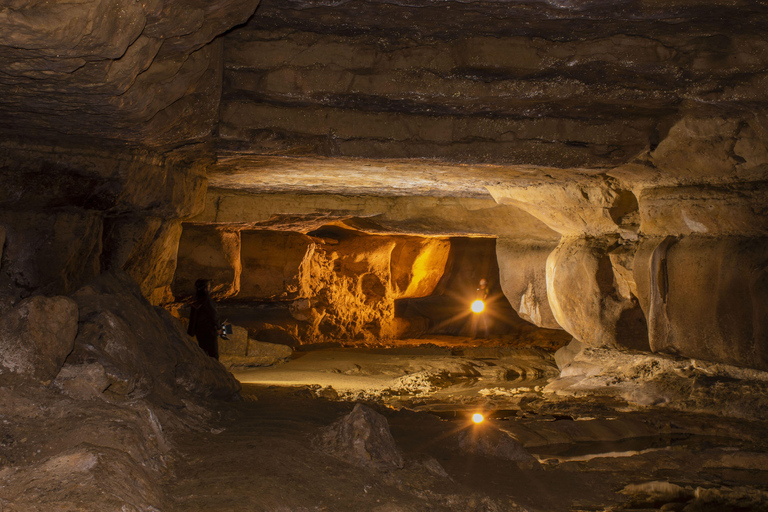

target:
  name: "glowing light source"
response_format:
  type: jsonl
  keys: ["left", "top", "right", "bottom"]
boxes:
{"left": 471, "top": 300, "right": 485, "bottom": 313}
{"left": 472, "top": 413, "right": 484, "bottom": 424}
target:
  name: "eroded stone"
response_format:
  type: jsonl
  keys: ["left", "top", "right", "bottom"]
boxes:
{"left": 0, "top": 295, "right": 78, "bottom": 382}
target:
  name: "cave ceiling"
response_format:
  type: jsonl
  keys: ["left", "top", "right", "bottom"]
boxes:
{"left": 0, "top": 0, "right": 767, "bottom": 201}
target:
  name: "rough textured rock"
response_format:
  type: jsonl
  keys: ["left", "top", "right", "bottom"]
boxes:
{"left": 455, "top": 427, "right": 538, "bottom": 466}
{"left": 102, "top": 216, "right": 183, "bottom": 305}
{"left": 647, "top": 236, "right": 768, "bottom": 371}
{"left": 0, "top": 210, "right": 102, "bottom": 295}
{"left": 546, "top": 237, "right": 649, "bottom": 351}
{"left": 0, "top": 443, "right": 167, "bottom": 512}
{"left": 390, "top": 237, "right": 450, "bottom": 299}
{"left": 317, "top": 403, "right": 403, "bottom": 471}
{"left": 0, "top": 144, "right": 208, "bottom": 218}
{"left": 68, "top": 271, "right": 240, "bottom": 400}
{"left": 219, "top": 1, "right": 768, "bottom": 167}
{"left": 175, "top": 226, "right": 451, "bottom": 344}
{"left": 0, "top": 296, "right": 78, "bottom": 382}
{"left": 172, "top": 225, "right": 242, "bottom": 300}
{"left": 238, "top": 230, "right": 315, "bottom": 300}
{"left": 0, "top": 0, "right": 262, "bottom": 146}
{"left": 639, "top": 182, "right": 768, "bottom": 237}
{"left": 496, "top": 238, "right": 560, "bottom": 329}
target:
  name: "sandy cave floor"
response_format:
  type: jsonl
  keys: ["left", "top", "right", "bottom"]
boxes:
{"left": 163, "top": 339, "right": 768, "bottom": 512}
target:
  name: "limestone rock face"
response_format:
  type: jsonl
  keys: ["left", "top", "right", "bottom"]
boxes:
{"left": 197, "top": 165, "right": 560, "bottom": 240}
{"left": 487, "top": 174, "right": 639, "bottom": 237}
{"left": 390, "top": 237, "right": 450, "bottom": 300}
{"left": 102, "top": 216, "right": 183, "bottom": 306}
{"left": 219, "top": 1, "right": 768, "bottom": 168}
{"left": 647, "top": 236, "right": 768, "bottom": 371}
{"left": 0, "top": 145, "right": 208, "bottom": 218}
{"left": 639, "top": 182, "right": 768, "bottom": 237}
{"left": 0, "top": 296, "right": 79, "bottom": 382}
{"left": 546, "top": 237, "right": 649, "bottom": 351}
{"left": 496, "top": 239, "right": 560, "bottom": 329}
{"left": 239, "top": 231, "right": 315, "bottom": 300}
{"left": 317, "top": 403, "right": 403, "bottom": 471}
{"left": 650, "top": 116, "right": 768, "bottom": 180}
{"left": 173, "top": 225, "right": 242, "bottom": 300}
{"left": 174, "top": 226, "right": 451, "bottom": 344}
{"left": 0, "top": 0, "right": 261, "bottom": 146}
{"left": 0, "top": 210, "right": 102, "bottom": 295}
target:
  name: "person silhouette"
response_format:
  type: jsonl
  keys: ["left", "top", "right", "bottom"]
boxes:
{"left": 187, "top": 279, "right": 221, "bottom": 359}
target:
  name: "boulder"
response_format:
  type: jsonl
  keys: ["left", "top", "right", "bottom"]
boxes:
{"left": 67, "top": 271, "right": 240, "bottom": 401}
{"left": 247, "top": 339, "right": 293, "bottom": 362}
{"left": 546, "top": 237, "right": 649, "bottom": 351}
{"left": 496, "top": 238, "right": 560, "bottom": 329}
{"left": 454, "top": 427, "right": 538, "bottom": 466}
{"left": 554, "top": 338, "right": 584, "bottom": 371}
{"left": 647, "top": 236, "right": 768, "bottom": 370}
{"left": 53, "top": 362, "right": 111, "bottom": 400}
{"left": 0, "top": 295, "right": 79, "bottom": 382}
{"left": 172, "top": 224, "right": 241, "bottom": 300}
{"left": 219, "top": 340, "right": 293, "bottom": 368}
{"left": 317, "top": 403, "right": 404, "bottom": 471}
{"left": 0, "top": 210, "right": 102, "bottom": 294}
{"left": 219, "top": 325, "right": 249, "bottom": 357}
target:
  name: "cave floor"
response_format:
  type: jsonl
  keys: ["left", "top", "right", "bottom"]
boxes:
{"left": 164, "top": 346, "right": 768, "bottom": 512}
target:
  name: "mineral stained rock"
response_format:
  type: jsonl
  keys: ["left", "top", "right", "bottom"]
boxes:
{"left": 0, "top": 295, "right": 79, "bottom": 382}
{"left": 173, "top": 226, "right": 451, "bottom": 343}
{"left": 317, "top": 403, "right": 404, "bottom": 471}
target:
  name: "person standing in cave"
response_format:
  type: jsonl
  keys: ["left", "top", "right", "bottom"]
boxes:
{"left": 470, "top": 278, "right": 491, "bottom": 339}
{"left": 187, "top": 279, "right": 221, "bottom": 360}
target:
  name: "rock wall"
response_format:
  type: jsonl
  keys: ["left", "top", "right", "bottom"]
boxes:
{"left": 0, "top": 0, "right": 262, "bottom": 146}
{"left": 486, "top": 117, "right": 768, "bottom": 369}
{"left": 0, "top": 145, "right": 207, "bottom": 307}
{"left": 219, "top": 0, "right": 768, "bottom": 167}
{"left": 173, "top": 225, "right": 451, "bottom": 344}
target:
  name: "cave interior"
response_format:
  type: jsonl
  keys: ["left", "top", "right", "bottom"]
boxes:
{"left": 0, "top": 0, "right": 767, "bottom": 510}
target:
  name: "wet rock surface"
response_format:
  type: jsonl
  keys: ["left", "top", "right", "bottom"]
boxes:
{"left": 162, "top": 346, "right": 768, "bottom": 512}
